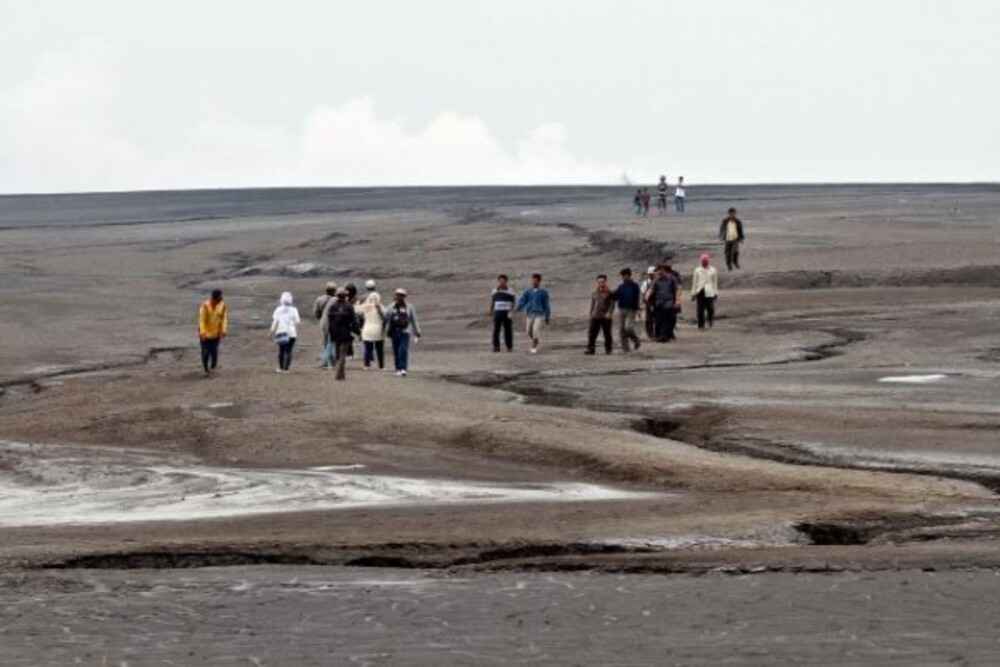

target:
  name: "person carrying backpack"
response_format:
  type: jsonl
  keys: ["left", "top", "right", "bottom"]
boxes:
{"left": 326, "top": 288, "right": 359, "bottom": 381}
{"left": 647, "top": 265, "right": 682, "bottom": 342}
{"left": 314, "top": 281, "right": 338, "bottom": 369}
{"left": 386, "top": 288, "right": 422, "bottom": 377}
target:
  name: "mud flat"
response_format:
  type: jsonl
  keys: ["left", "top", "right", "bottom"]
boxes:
{"left": 1, "top": 184, "right": 999, "bottom": 662}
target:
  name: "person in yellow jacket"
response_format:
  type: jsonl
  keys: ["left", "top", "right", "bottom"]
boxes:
{"left": 198, "top": 289, "right": 228, "bottom": 375}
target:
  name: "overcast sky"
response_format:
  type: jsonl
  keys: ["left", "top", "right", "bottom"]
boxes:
{"left": 1, "top": 0, "right": 998, "bottom": 193}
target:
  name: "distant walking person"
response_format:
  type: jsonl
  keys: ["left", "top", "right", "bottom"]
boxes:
{"left": 357, "top": 280, "right": 386, "bottom": 369}
{"left": 314, "top": 281, "right": 338, "bottom": 369}
{"left": 719, "top": 207, "right": 746, "bottom": 270}
{"left": 674, "top": 176, "right": 687, "bottom": 213}
{"left": 270, "top": 291, "right": 301, "bottom": 373}
{"left": 326, "top": 288, "right": 359, "bottom": 381}
{"left": 640, "top": 266, "right": 657, "bottom": 339}
{"left": 198, "top": 289, "right": 228, "bottom": 376}
{"left": 613, "top": 268, "right": 642, "bottom": 352}
{"left": 632, "top": 189, "right": 643, "bottom": 216}
{"left": 586, "top": 275, "right": 616, "bottom": 355}
{"left": 657, "top": 176, "right": 669, "bottom": 213}
{"left": 490, "top": 274, "right": 517, "bottom": 352}
{"left": 515, "top": 273, "right": 552, "bottom": 355}
{"left": 647, "top": 265, "right": 682, "bottom": 342}
{"left": 641, "top": 188, "right": 651, "bottom": 216}
{"left": 691, "top": 254, "right": 719, "bottom": 330}
{"left": 386, "top": 289, "right": 422, "bottom": 377}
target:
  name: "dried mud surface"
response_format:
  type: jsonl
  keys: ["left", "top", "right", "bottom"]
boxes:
{"left": 1, "top": 185, "right": 999, "bottom": 663}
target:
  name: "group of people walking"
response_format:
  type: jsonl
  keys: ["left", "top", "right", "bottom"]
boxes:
{"left": 312, "top": 281, "right": 421, "bottom": 380}
{"left": 634, "top": 176, "right": 686, "bottom": 216}
{"left": 196, "top": 207, "right": 747, "bottom": 375}
{"left": 197, "top": 280, "right": 422, "bottom": 382}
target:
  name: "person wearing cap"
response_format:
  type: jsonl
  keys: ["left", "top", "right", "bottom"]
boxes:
{"left": 270, "top": 291, "right": 301, "bottom": 372}
{"left": 386, "top": 289, "right": 422, "bottom": 376}
{"left": 612, "top": 268, "right": 642, "bottom": 353}
{"left": 326, "top": 288, "right": 359, "bottom": 381}
{"left": 357, "top": 279, "right": 386, "bottom": 369}
{"left": 639, "top": 266, "right": 657, "bottom": 340}
{"left": 691, "top": 253, "right": 719, "bottom": 329}
{"left": 314, "top": 281, "right": 338, "bottom": 369}
{"left": 198, "top": 289, "right": 228, "bottom": 376}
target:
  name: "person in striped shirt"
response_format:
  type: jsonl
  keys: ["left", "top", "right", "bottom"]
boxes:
{"left": 489, "top": 274, "right": 518, "bottom": 352}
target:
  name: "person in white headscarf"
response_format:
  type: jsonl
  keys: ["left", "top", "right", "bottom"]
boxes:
{"left": 270, "top": 291, "right": 301, "bottom": 373}
{"left": 356, "top": 280, "right": 387, "bottom": 369}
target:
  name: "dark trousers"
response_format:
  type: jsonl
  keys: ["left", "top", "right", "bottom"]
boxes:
{"left": 391, "top": 332, "right": 411, "bottom": 371}
{"left": 200, "top": 337, "right": 220, "bottom": 372}
{"left": 653, "top": 306, "right": 677, "bottom": 342}
{"left": 725, "top": 241, "right": 741, "bottom": 270}
{"left": 587, "top": 318, "right": 613, "bottom": 354}
{"left": 696, "top": 292, "right": 716, "bottom": 329}
{"left": 492, "top": 312, "right": 513, "bottom": 351}
{"left": 363, "top": 340, "right": 385, "bottom": 369}
{"left": 644, "top": 304, "right": 655, "bottom": 339}
{"left": 278, "top": 337, "right": 297, "bottom": 370}
{"left": 334, "top": 341, "right": 351, "bottom": 380}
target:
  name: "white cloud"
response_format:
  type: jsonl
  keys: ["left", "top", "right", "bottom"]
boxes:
{"left": 0, "top": 53, "right": 621, "bottom": 193}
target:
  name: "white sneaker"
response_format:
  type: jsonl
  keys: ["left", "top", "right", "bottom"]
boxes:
{"left": 395, "top": 370, "right": 404, "bottom": 377}
{"left": 276, "top": 369, "right": 283, "bottom": 374}
{"left": 530, "top": 348, "right": 538, "bottom": 355}
{"left": 401, "top": 370, "right": 408, "bottom": 377}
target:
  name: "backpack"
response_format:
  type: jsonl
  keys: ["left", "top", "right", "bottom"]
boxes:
{"left": 389, "top": 305, "right": 410, "bottom": 331}
{"left": 654, "top": 277, "right": 677, "bottom": 308}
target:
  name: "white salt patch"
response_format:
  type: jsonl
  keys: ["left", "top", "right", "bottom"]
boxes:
{"left": 878, "top": 374, "right": 948, "bottom": 384}
{"left": 207, "top": 402, "right": 235, "bottom": 409}
{"left": 0, "top": 442, "right": 660, "bottom": 527}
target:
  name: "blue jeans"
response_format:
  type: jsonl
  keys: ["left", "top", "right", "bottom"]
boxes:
{"left": 391, "top": 332, "right": 410, "bottom": 371}
{"left": 319, "top": 335, "right": 337, "bottom": 367}
{"left": 674, "top": 197, "right": 686, "bottom": 213}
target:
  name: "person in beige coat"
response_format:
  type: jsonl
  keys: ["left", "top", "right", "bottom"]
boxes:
{"left": 356, "top": 280, "right": 386, "bottom": 369}
{"left": 691, "top": 254, "right": 719, "bottom": 329}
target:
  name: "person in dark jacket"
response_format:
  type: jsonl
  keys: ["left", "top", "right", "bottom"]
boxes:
{"left": 586, "top": 275, "right": 615, "bottom": 355}
{"left": 326, "top": 288, "right": 359, "bottom": 381}
{"left": 612, "top": 268, "right": 642, "bottom": 353}
{"left": 489, "top": 274, "right": 517, "bottom": 352}
{"left": 719, "top": 207, "right": 746, "bottom": 271}
{"left": 647, "top": 265, "right": 682, "bottom": 342}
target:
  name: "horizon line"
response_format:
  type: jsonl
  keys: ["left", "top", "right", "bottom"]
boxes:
{"left": 2, "top": 180, "right": 999, "bottom": 198}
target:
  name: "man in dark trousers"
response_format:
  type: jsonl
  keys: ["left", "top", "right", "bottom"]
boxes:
{"left": 719, "top": 207, "right": 746, "bottom": 271}
{"left": 489, "top": 274, "right": 517, "bottom": 352}
{"left": 586, "top": 274, "right": 615, "bottom": 355}
{"left": 326, "top": 288, "right": 359, "bottom": 381}
{"left": 647, "top": 265, "right": 682, "bottom": 342}
{"left": 612, "top": 268, "right": 642, "bottom": 353}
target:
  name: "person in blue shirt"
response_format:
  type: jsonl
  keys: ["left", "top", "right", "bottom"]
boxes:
{"left": 515, "top": 273, "right": 551, "bottom": 355}
{"left": 612, "top": 267, "right": 642, "bottom": 353}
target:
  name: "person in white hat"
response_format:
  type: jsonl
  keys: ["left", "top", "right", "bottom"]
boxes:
{"left": 385, "top": 288, "right": 422, "bottom": 376}
{"left": 357, "top": 279, "right": 386, "bottom": 369}
{"left": 640, "top": 266, "right": 657, "bottom": 339}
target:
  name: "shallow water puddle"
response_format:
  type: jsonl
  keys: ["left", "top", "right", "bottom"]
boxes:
{"left": 0, "top": 442, "right": 658, "bottom": 527}
{"left": 878, "top": 374, "right": 948, "bottom": 384}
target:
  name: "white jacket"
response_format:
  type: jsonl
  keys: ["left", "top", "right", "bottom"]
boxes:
{"left": 691, "top": 266, "right": 719, "bottom": 299}
{"left": 357, "top": 293, "right": 386, "bottom": 342}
